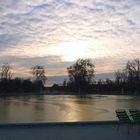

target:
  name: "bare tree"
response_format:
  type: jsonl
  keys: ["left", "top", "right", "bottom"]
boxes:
{"left": 67, "top": 58, "right": 95, "bottom": 90}
{"left": 31, "top": 65, "right": 47, "bottom": 86}
{"left": 0, "top": 63, "right": 12, "bottom": 81}
{"left": 115, "top": 70, "right": 127, "bottom": 85}
{"left": 63, "top": 79, "right": 67, "bottom": 87}
{"left": 125, "top": 59, "right": 140, "bottom": 92}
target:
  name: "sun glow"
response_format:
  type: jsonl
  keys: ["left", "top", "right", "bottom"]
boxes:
{"left": 52, "top": 41, "right": 93, "bottom": 61}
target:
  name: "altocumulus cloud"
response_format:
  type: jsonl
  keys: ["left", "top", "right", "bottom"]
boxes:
{"left": 0, "top": 0, "right": 140, "bottom": 83}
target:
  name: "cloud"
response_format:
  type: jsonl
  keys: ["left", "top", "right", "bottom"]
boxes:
{"left": 0, "top": 0, "right": 140, "bottom": 81}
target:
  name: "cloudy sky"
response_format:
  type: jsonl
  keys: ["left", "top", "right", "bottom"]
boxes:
{"left": 0, "top": 0, "right": 140, "bottom": 85}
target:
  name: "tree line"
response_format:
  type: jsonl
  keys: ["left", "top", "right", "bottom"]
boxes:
{"left": 52, "top": 58, "right": 140, "bottom": 95}
{"left": 0, "top": 64, "right": 46, "bottom": 94}
{"left": 0, "top": 58, "right": 140, "bottom": 95}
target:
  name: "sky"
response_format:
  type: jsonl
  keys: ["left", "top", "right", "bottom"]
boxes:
{"left": 0, "top": 0, "right": 140, "bottom": 85}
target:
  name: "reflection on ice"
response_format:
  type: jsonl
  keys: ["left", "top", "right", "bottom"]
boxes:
{"left": 0, "top": 94, "right": 140, "bottom": 123}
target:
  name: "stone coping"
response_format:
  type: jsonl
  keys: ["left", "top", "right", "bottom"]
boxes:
{"left": 0, "top": 120, "right": 121, "bottom": 128}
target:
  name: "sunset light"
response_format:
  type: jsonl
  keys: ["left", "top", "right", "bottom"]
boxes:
{"left": 0, "top": 1, "right": 140, "bottom": 138}
{"left": 0, "top": 0, "right": 140, "bottom": 84}
{"left": 52, "top": 41, "right": 92, "bottom": 61}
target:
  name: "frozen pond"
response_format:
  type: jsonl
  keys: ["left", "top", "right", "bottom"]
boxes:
{"left": 0, "top": 94, "right": 140, "bottom": 123}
